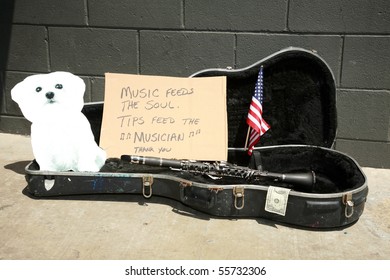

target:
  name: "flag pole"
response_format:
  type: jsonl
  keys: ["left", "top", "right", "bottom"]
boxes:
{"left": 244, "top": 126, "right": 251, "bottom": 149}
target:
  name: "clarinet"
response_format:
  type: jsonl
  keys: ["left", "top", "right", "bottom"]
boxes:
{"left": 121, "top": 155, "right": 316, "bottom": 190}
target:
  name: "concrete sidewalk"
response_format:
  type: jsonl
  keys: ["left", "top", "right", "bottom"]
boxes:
{"left": 0, "top": 132, "right": 389, "bottom": 260}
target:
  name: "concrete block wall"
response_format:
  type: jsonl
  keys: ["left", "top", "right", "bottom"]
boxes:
{"left": 1, "top": 0, "right": 389, "bottom": 168}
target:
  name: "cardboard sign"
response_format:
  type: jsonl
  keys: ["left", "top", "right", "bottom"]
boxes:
{"left": 100, "top": 73, "right": 227, "bottom": 161}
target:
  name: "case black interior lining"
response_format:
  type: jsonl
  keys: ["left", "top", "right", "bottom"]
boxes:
{"left": 229, "top": 147, "right": 365, "bottom": 194}
{"left": 192, "top": 49, "right": 337, "bottom": 149}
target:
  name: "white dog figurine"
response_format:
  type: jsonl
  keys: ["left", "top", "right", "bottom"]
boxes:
{"left": 11, "top": 71, "right": 106, "bottom": 172}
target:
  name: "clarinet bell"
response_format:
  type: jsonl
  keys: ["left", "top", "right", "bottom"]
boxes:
{"left": 282, "top": 171, "right": 316, "bottom": 191}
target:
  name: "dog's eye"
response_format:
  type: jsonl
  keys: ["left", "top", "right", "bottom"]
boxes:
{"left": 36, "top": 87, "right": 42, "bottom": 92}
{"left": 55, "top": 84, "right": 63, "bottom": 89}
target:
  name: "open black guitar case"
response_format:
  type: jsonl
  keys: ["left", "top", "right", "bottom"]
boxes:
{"left": 24, "top": 47, "right": 368, "bottom": 229}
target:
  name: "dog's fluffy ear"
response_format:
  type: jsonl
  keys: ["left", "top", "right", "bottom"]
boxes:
{"left": 11, "top": 75, "right": 41, "bottom": 122}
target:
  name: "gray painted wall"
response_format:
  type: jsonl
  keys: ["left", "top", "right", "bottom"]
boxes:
{"left": 1, "top": 0, "right": 389, "bottom": 168}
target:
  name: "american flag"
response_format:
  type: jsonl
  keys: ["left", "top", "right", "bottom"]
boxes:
{"left": 246, "top": 66, "right": 270, "bottom": 155}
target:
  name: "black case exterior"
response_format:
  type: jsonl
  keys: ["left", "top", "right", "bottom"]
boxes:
{"left": 24, "top": 47, "right": 368, "bottom": 229}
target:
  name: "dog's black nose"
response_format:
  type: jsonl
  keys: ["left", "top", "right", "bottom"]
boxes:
{"left": 46, "top": 92, "right": 55, "bottom": 100}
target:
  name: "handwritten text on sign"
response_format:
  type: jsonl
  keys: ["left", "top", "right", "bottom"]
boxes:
{"left": 100, "top": 73, "right": 227, "bottom": 161}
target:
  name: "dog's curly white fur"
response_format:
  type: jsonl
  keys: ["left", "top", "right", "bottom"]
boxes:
{"left": 11, "top": 71, "right": 106, "bottom": 172}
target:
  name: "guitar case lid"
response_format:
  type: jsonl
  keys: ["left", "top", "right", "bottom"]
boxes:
{"left": 190, "top": 47, "right": 337, "bottom": 150}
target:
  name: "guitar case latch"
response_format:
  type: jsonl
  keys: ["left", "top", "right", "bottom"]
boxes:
{"left": 233, "top": 187, "right": 245, "bottom": 210}
{"left": 343, "top": 192, "right": 354, "bottom": 218}
{"left": 142, "top": 176, "right": 154, "bottom": 198}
